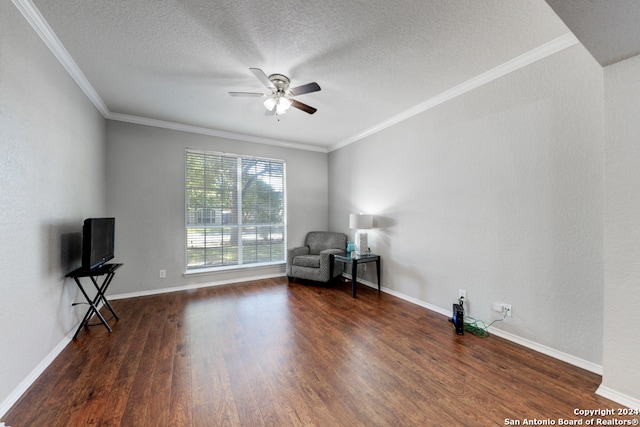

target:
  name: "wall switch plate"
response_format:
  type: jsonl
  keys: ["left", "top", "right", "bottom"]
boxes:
{"left": 159, "top": 270, "right": 166, "bottom": 278}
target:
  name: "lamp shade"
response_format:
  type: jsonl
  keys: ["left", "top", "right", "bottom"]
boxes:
{"left": 349, "top": 213, "right": 373, "bottom": 229}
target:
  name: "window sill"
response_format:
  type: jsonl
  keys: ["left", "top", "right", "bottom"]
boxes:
{"left": 183, "top": 261, "right": 286, "bottom": 277}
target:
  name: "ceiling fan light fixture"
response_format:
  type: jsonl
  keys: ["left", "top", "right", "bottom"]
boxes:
{"left": 231, "top": 68, "right": 320, "bottom": 116}
{"left": 276, "top": 104, "right": 287, "bottom": 115}
{"left": 277, "top": 97, "right": 292, "bottom": 114}
{"left": 263, "top": 97, "right": 277, "bottom": 111}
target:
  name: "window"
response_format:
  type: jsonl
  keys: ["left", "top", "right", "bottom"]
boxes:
{"left": 185, "top": 149, "right": 286, "bottom": 271}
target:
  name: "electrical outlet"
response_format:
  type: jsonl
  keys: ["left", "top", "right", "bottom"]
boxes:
{"left": 504, "top": 304, "right": 512, "bottom": 317}
{"left": 459, "top": 289, "right": 466, "bottom": 300}
{"left": 159, "top": 269, "right": 166, "bottom": 279}
{"left": 492, "top": 302, "right": 512, "bottom": 316}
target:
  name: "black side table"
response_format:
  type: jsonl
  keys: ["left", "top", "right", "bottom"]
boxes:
{"left": 330, "top": 253, "right": 381, "bottom": 298}
{"left": 66, "top": 263, "right": 122, "bottom": 338}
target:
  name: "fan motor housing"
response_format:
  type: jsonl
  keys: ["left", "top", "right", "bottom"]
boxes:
{"left": 269, "top": 74, "right": 290, "bottom": 91}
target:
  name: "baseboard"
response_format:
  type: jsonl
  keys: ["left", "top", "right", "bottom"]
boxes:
{"left": 0, "top": 329, "right": 75, "bottom": 418}
{"left": 596, "top": 385, "right": 640, "bottom": 409}
{"left": 486, "top": 327, "right": 602, "bottom": 375}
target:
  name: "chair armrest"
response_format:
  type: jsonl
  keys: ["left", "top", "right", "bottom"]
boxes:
{"left": 319, "top": 249, "right": 345, "bottom": 281}
{"left": 287, "top": 246, "right": 310, "bottom": 264}
{"left": 319, "top": 248, "right": 344, "bottom": 264}
{"left": 320, "top": 248, "right": 344, "bottom": 255}
{"left": 286, "top": 246, "right": 310, "bottom": 276}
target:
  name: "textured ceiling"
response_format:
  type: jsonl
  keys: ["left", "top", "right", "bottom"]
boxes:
{"left": 28, "top": 0, "right": 571, "bottom": 151}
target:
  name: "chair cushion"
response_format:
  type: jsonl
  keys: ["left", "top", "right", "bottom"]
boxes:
{"left": 292, "top": 255, "right": 320, "bottom": 268}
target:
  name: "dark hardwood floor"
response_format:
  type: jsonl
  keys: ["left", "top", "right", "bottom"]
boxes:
{"left": 3, "top": 277, "right": 633, "bottom": 426}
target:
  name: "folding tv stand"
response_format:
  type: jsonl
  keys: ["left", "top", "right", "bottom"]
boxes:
{"left": 66, "top": 263, "right": 122, "bottom": 339}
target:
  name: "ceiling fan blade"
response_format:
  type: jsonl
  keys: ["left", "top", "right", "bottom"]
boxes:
{"left": 250, "top": 68, "right": 275, "bottom": 90}
{"left": 289, "top": 82, "right": 321, "bottom": 96}
{"left": 228, "top": 91, "right": 264, "bottom": 97}
{"left": 291, "top": 99, "right": 317, "bottom": 114}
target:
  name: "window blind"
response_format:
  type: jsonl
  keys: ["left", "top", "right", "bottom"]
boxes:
{"left": 186, "top": 149, "right": 285, "bottom": 270}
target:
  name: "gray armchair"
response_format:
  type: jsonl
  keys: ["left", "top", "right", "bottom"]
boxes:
{"left": 287, "top": 231, "right": 347, "bottom": 283}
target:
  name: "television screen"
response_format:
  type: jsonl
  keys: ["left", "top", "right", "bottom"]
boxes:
{"left": 82, "top": 218, "right": 115, "bottom": 270}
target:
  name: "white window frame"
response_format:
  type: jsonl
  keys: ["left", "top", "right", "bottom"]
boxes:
{"left": 185, "top": 149, "right": 286, "bottom": 273}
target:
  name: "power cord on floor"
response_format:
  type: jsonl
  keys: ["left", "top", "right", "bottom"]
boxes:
{"left": 454, "top": 297, "right": 509, "bottom": 338}
{"left": 463, "top": 313, "right": 507, "bottom": 338}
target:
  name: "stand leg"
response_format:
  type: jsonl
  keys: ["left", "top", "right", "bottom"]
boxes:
{"left": 352, "top": 260, "right": 357, "bottom": 298}
{"left": 68, "top": 263, "right": 123, "bottom": 338}
{"left": 376, "top": 259, "right": 381, "bottom": 292}
{"left": 86, "top": 288, "right": 112, "bottom": 332}
{"left": 90, "top": 273, "right": 119, "bottom": 320}
{"left": 72, "top": 278, "right": 112, "bottom": 339}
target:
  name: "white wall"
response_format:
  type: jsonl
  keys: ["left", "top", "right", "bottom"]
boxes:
{"left": 329, "top": 44, "right": 605, "bottom": 365}
{"left": 0, "top": 2, "right": 106, "bottom": 412}
{"left": 105, "top": 121, "right": 329, "bottom": 296}
{"left": 602, "top": 54, "right": 640, "bottom": 402}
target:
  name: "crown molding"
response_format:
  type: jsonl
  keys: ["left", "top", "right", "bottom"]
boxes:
{"left": 12, "top": 0, "right": 110, "bottom": 116}
{"left": 14, "top": 0, "right": 579, "bottom": 155}
{"left": 329, "top": 32, "right": 580, "bottom": 152}
{"left": 106, "top": 113, "right": 328, "bottom": 153}
{"left": 12, "top": 0, "right": 328, "bottom": 154}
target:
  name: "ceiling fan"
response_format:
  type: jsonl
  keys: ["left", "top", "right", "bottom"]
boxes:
{"left": 229, "top": 68, "right": 321, "bottom": 115}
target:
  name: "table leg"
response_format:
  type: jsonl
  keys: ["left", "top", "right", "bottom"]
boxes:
{"left": 329, "top": 254, "right": 334, "bottom": 282}
{"left": 352, "top": 260, "right": 358, "bottom": 298}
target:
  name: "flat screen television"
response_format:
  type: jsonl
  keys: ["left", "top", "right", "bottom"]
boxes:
{"left": 82, "top": 218, "right": 115, "bottom": 270}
